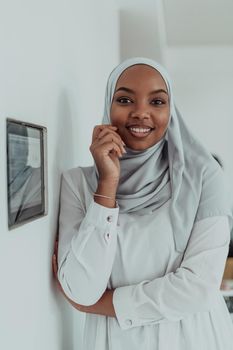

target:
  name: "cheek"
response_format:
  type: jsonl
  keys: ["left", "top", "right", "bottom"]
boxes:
{"left": 162, "top": 114, "right": 170, "bottom": 128}
{"left": 109, "top": 105, "right": 126, "bottom": 126}
{"left": 154, "top": 111, "right": 170, "bottom": 129}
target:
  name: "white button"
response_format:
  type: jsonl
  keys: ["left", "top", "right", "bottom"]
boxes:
{"left": 125, "top": 319, "right": 132, "bottom": 326}
{"left": 104, "top": 232, "right": 110, "bottom": 242}
{"left": 107, "top": 215, "right": 113, "bottom": 223}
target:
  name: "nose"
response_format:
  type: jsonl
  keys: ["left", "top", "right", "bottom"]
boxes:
{"left": 130, "top": 107, "right": 150, "bottom": 120}
{"left": 130, "top": 111, "right": 150, "bottom": 119}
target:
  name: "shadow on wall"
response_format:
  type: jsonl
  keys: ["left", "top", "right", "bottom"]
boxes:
{"left": 50, "top": 89, "right": 76, "bottom": 350}
{"left": 50, "top": 89, "right": 75, "bottom": 239}
{"left": 52, "top": 89, "right": 75, "bottom": 228}
{"left": 55, "top": 89, "right": 75, "bottom": 175}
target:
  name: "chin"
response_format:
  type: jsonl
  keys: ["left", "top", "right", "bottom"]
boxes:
{"left": 127, "top": 139, "right": 162, "bottom": 151}
{"left": 126, "top": 143, "right": 149, "bottom": 151}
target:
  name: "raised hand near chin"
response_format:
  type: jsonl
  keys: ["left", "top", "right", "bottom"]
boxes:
{"left": 90, "top": 125, "right": 126, "bottom": 184}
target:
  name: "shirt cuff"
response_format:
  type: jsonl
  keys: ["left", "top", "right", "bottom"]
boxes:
{"left": 113, "top": 281, "right": 164, "bottom": 330}
{"left": 84, "top": 198, "right": 119, "bottom": 227}
{"left": 113, "top": 285, "right": 140, "bottom": 330}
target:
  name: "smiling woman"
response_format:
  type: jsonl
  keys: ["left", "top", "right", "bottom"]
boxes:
{"left": 54, "top": 57, "right": 233, "bottom": 350}
{"left": 110, "top": 64, "right": 170, "bottom": 150}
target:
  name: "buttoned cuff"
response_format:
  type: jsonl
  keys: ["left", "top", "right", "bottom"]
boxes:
{"left": 113, "top": 281, "right": 164, "bottom": 330}
{"left": 71, "top": 198, "right": 119, "bottom": 252}
{"left": 84, "top": 198, "right": 119, "bottom": 227}
{"left": 113, "top": 284, "right": 140, "bottom": 330}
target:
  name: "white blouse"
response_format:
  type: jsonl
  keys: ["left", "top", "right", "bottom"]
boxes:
{"left": 58, "top": 167, "right": 233, "bottom": 350}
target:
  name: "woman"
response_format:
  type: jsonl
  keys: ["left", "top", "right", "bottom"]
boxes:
{"left": 53, "top": 57, "right": 233, "bottom": 349}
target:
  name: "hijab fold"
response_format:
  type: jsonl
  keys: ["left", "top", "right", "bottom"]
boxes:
{"left": 81, "top": 57, "right": 232, "bottom": 253}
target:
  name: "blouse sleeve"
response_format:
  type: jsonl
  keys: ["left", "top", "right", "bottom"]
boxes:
{"left": 57, "top": 170, "right": 119, "bottom": 306}
{"left": 113, "top": 215, "right": 230, "bottom": 330}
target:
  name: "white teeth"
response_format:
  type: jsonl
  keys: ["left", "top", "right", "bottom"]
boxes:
{"left": 129, "top": 127, "right": 151, "bottom": 133}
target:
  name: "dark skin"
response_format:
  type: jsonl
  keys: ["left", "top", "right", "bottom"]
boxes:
{"left": 52, "top": 64, "right": 170, "bottom": 316}
{"left": 110, "top": 64, "right": 170, "bottom": 151}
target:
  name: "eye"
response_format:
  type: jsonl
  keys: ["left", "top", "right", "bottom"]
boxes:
{"left": 151, "top": 99, "right": 165, "bottom": 105}
{"left": 116, "top": 97, "right": 132, "bottom": 104}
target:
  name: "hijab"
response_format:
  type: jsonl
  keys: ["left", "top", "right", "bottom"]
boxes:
{"left": 81, "top": 57, "right": 232, "bottom": 253}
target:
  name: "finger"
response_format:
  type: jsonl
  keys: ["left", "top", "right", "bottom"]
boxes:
{"left": 52, "top": 254, "right": 58, "bottom": 276}
{"left": 91, "top": 140, "right": 123, "bottom": 158}
{"left": 93, "top": 141, "right": 123, "bottom": 159}
{"left": 92, "top": 125, "right": 117, "bottom": 142}
{"left": 94, "top": 132, "right": 123, "bottom": 147}
{"left": 92, "top": 133, "right": 126, "bottom": 155}
{"left": 99, "top": 137, "right": 125, "bottom": 156}
{"left": 97, "top": 128, "right": 125, "bottom": 146}
{"left": 92, "top": 124, "right": 117, "bottom": 142}
{"left": 53, "top": 236, "right": 58, "bottom": 253}
{"left": 97, "top": 127, "right": 120, "bottom": 139}
{"left": 108, "top": 143, "right": 123, "bottom": 159}
{"left": 54, "top": 240, "right": 58, "bottom": 255}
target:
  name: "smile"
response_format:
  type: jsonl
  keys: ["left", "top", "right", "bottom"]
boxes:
{"left": 127, "top": 126, "right": 153, "bottom": 138}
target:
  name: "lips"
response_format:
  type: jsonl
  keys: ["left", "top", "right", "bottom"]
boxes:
{"left": 126, "top": 125, "right": 154, "bottom": 138}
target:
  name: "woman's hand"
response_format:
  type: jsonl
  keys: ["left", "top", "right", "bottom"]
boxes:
{"left": 90, "top": 125, "right": 126, "bottom": 184}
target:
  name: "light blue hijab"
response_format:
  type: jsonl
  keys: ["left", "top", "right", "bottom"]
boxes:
{"left": 81, "top": 57, "right": 232, "bottom": 253}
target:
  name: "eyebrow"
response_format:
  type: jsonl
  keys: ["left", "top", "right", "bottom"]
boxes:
{"left": 115, "top": 87, "right": 168, "bottom": 95}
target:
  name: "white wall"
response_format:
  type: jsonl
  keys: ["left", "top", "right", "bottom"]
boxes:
{"left": 0, "top": 1, "right": 119, "bottom": 349}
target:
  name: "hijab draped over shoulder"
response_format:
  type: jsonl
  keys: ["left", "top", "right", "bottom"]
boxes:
{"left": 81, "top": 57, "right": 232, "bottom": 253}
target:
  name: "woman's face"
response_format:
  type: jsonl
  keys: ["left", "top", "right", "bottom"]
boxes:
{"left": 110, "top": 64, "right": 170, "bottom": 150}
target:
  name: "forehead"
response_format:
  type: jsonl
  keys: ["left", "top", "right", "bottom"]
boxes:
{"left": 115, "top": 64, "right": 167, "bottom": 89}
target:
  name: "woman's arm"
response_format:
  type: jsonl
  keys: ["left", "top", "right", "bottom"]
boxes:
{"left": 53, "top": 246, "right": 116, "bottom": 317}
{"left": 57, "top": 169, "right": 119, "bottom": 306}
{"left": 112, "top": 216, "right": 230, "bottom": 330}
{"left": 57, "top": 125, "right": 125, "bottom": 307}
{"left": 54, "top": 216, "right": 230, "bottom": 323}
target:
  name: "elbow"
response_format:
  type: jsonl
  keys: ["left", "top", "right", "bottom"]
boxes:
{"left": 58, "top": 269, "right": 106, "bottom": 306}
{"left": 57, "top": 247, "right": 113, "bottom": 306}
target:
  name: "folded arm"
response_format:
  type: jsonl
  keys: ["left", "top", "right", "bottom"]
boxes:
{"left": 113, "top": 216, "right": 230, "bottom": 330}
